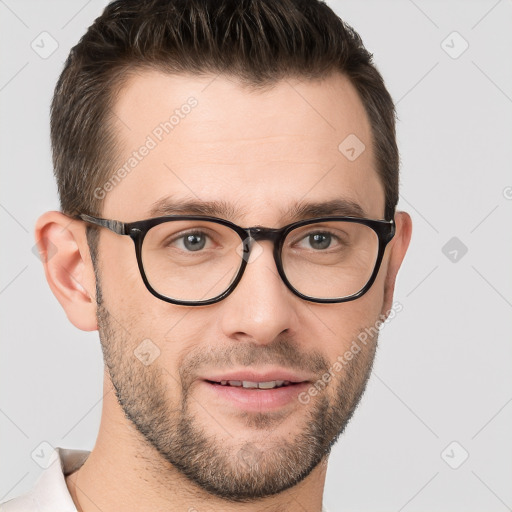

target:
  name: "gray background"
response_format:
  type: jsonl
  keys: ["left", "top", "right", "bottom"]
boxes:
{"left": 1, "top": 0, "right": 511, "bottom": 510}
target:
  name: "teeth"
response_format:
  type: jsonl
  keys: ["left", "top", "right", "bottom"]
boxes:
{"left": 256, "top": 381, "right": 275, "bottom": 389}
{"left": 216, "top": 380, "right": 291, "bottom": 389}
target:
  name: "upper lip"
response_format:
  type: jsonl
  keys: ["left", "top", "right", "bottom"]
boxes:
{"left": 202, "top": 368, "right": 313, "bottom": 384}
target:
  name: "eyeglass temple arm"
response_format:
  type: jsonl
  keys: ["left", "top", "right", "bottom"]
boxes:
{"left": 388, "top": 218, "right": 396, "bottom": 241}
{"left": 77, "top": 214, "right": 126, "bottom": 235}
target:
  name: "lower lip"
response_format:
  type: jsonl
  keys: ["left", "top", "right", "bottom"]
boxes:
{"left": 201, "top": 381, "right": 310, "bottom": 411}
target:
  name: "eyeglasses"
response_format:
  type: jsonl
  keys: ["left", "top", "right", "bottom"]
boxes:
{"left": 76, "top": 213, "right": 395, "bottom": 306}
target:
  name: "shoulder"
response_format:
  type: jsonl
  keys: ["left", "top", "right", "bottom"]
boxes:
{"left": 0, "top": 447, "right": 90, "bottom": 512}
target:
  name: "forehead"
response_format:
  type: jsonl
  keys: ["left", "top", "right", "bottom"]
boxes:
{"left": 103, "top": 70, "right": 385, "bottom": 223}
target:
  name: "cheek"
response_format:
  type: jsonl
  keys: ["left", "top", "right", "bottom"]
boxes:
{"left": 98, "top": 233, "right": 152, "bottom": 310}
{"left": 306, "top": 287, "right": 384, "bottom": 363}
{"left": 98, "top": 248, "right": 216, "bottom": 369}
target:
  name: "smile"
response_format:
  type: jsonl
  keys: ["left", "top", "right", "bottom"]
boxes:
{"left": 207, "top": 380, "right": 296, "bottom": 389}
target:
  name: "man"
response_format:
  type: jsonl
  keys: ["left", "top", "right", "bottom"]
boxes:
{"left": 1, "top": 0, "right": 412, "bottom": 510}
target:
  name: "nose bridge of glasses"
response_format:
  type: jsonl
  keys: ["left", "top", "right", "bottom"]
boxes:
{"left": 239, "top": 226, "right": 287, "bottom": 293}
{"left": 247, "top": 226, "right": 283, "bottom": 245}
{"left": 238, "top": 226, "right": 284, "bottom": 265}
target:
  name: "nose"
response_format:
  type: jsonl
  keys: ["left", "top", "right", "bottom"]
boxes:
{"left": 218, "top": 240, "right": 299, "bottom": 345}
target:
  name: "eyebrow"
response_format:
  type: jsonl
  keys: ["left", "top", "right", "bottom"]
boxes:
{"left": 148, "top": 196, "right": 368, "bottom": 224}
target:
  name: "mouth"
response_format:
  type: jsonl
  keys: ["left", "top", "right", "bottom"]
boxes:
{"left": 205, "top": 379, "right": 302, "bottom": 390}
{"left": 199, "top": 370, "right": 312, "bottom": 411}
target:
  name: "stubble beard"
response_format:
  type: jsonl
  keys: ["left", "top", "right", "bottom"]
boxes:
{"left": 95, "top": 280, "right": 378, "bottom": 502}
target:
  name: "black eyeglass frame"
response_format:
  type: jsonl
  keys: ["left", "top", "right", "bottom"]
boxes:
{"left": 77, "top": 213, "right": 395, "bottom": 306}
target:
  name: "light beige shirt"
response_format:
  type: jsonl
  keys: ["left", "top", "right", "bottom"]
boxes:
{"left": 1, "top": 447, "right": 332, "bottom": 511}
{"left": 0, "top": 448, "right": 89, "bottom": 511}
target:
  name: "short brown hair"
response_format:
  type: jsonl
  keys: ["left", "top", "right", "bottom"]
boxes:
{"left": 51, "top": 0, "right": 399, "bottom": 220}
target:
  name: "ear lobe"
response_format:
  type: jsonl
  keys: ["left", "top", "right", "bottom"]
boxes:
{"left": 35, "top": 211, "right": 98, "bottom": 331}
{"left": 381, "top": 211, "right": 412, "bottom": 316}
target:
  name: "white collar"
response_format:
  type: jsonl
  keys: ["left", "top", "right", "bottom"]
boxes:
{"left": 1, "top": 447, "right": 89, "bottom": 511}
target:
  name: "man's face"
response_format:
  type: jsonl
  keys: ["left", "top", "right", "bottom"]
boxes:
{"left": 95, "top": 70, "right": 389, "bottom": 500}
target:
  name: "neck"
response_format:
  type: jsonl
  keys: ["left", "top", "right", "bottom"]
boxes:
{"left": 65, "top": 376, "right": 328, "bottom": 512}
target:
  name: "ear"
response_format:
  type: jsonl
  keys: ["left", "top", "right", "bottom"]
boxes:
{"left": 381, "top": 211, "right": 412, "bottom": 317}
{"left": 34, "top": 211, "right": 98, "bottom": 331}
